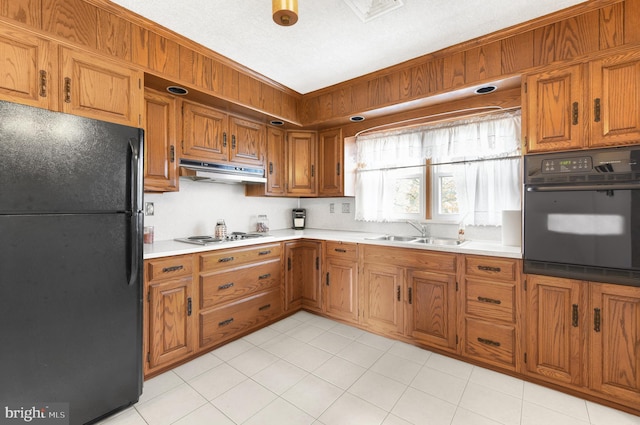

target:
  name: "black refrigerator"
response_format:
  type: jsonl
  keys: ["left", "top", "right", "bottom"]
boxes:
{"left": 0, "top": 100, "right": 144, "bottom": 424}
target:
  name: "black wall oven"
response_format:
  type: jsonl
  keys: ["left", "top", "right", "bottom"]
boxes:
{"left": 524, "top": 146, "right": 640, "bottom": 286}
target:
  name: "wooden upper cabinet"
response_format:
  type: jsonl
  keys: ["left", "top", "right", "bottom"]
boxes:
{"left": 318, "top": 128, "right": 343, "bottom": 197}
{"left": 524, "top": 64, "right": 585, "bottom": 153}
{"left": 589, "top": 282, "right": 640, "bottom": 404}
{"left": 265, "top": 126, "right": 285, "bottom": 195}
{"left": 229, "top": 116, "right": 264, "bottom": 167}
{"left": 525, "top": 274, "right": 584, "bottom": 386}
{"left": 144, "top": 88, "right": 178, "bottom": 192}
{"left": 181, "top": 100, "right": 228, "bottom": 162}
{"left": 0, "top": 26, "right": 53, "bottom": 110}
{"left": 590, "top": 50, "right": 640, "bottom": 147}
{"left": 286, "top": 131, "right": 317, "bottom": 195}
{"left": 59, "top": 47, "right": 143, "bottom": 127}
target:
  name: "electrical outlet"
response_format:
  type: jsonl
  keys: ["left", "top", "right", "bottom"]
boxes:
{"left": 144, "top": 202, "right": 154, "bottom": 216}
{"left": 329, "top": 203, "right": 335, "bottom": 213}
{"left": 342, "top": 202, "right": 350, "bottom": 213}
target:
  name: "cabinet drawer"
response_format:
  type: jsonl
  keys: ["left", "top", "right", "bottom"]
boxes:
{"left": 200, "top": 259, "right": 281, "bottom": 308}
{"left": 200, "top": 243, "right": 281, "bottom": 271}
{"left": 326, "top": 241, "right": 358, "bottom": 260}
{"left": 464, "top": 318, "right": 515, "bottom": 367}
{"left": 146, "top": 255, "right": 193, "bottom": 282}
{"left": 200, "top": 288, "right": 282, "bottom": 347}
{"left": 465, "top": 279, "right": 516, "bottom": 323}
{"left": 363, "top": 245, "right": 456, "bottom": 273}
{"left": 465, "top": 256, "right": 518, "bottom": 281}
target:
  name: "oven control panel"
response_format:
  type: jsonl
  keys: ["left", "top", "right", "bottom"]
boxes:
{"left": 541, "top": 156, "right": 592, "bottom": 173}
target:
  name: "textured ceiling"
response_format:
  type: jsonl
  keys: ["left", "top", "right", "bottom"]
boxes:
{"left": 110, "top": 0, "right": 586, "bottom": 94}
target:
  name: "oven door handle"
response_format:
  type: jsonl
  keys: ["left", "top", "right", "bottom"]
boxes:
{"left": 526, "top": 183, "right": 640, "bottom": 192}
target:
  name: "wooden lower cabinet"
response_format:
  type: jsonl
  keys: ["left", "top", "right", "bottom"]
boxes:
{"left": 144, "top": 255, "right": 196, "bottom": 375}
{"left": 284, "top": 240, "right": 322, "bottom": 312}
{"left": 144, "top": 243, "right": 285, "bottom": 378}
{"left": 362, "top": 262, "right": 405, "bottom": 335}
{"left": 525, "top": 274, "right": 584, "bottom": 385}
{"left": 460, "top": 256, "right": 521, "bottom": 371}
{"left": 589, "top": 283, "right": 640, "bottom": 405}
{"left": 361, "top": 245, "right": 458, "bottom": 349}
{"left": 525, "top": 274, "right": 640, "bottom": 409}
{"left": 408, "top": 269, "right": 457, "bottom": 351}
{"left": 324, "top": 241, "right": 358, "bottom": 323}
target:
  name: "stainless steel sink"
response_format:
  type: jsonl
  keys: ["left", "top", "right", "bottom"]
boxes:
{"left": 410, "top": 237, "right": 467, "bottom": 246}
{"left": 366, "top": 235, "right": 420, "bottom": 242}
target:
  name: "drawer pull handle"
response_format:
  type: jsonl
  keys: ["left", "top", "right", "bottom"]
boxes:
{"left": 572, "top": 304, "right": 579, "bottom": 327}
{"left": 477, "top": 337, "right": 501, "bottom": 347}
{"left": 258, "top": 273, "right": 271, "bottom": 280}
{"left": 594, "top": 98, "right": 601, "bottom": 122}
{"left": 477, "top": 296, "right": 501, "bottom": 305}
{"left": 477, "top": 265, "right": 501, "bottom": 273}
{"left": 397, "top": 286, "right": 401, "bottom": 301}
{"left": 408, "top": 287, "right": 413, "bottom": 304}
{"left": 218, "top": 256, "right": 234, "bottom": 263}
{"left": 218, "top": 282, "right": 234, "bottom": 290}
{"left": 258, "top": 250, "right": 272, "bottom": 256}
{"left": 334, "top": 248, "right": 347, "bottom": 253}
{"left": 218, "top": 318, "right": 234, "bottom": 327}
{"left": 572, "top": 101, "right": 579, "bottom": 125}
{"left": 187, "top": 297, "right": 192, "bottom": 316}
{"left": 326, "top": 272, "right": 330, "bottom": 286}
{"left": 259, "top": 304, "right": 271, "bottom": 311}
{"left": 594, "top": 308, "right": 601, "bottom": 332}
{"left": 162, "top": 265, "right": 184, "bottom": 273}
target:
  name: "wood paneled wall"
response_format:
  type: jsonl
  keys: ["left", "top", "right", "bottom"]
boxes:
{"left": 301, "top": 0, "right": 639, "bottom": 126}
{"left": 1, "top": 0, "right": 639, "bottom": 128}
{"left": 0, "top": 0, "right": 301, "bottom": 124}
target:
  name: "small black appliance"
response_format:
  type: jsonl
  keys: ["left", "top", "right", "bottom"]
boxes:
{"left": 292, "top": 208, "right": 306, "bottom": 229}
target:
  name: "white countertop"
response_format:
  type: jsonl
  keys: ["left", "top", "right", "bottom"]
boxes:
{"left": 143, "top": 228, "right": 522, "bottom": 260}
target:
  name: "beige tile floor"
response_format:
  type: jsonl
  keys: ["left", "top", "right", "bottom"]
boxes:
{"left": 98, "top": 311, "right": 640, "bottom": 425}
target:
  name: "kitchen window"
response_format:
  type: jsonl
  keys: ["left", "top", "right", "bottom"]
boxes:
{"left": 354, "top": 110, "right": 521, "bottom": 225}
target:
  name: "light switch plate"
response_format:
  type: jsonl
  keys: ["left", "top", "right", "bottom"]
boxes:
{"left": 330, "top": 203, "right": 335, "bottom": 213}
{"left": 342, "top": 203, "right": 350, "bottom": 213}
{"left": 144, "top": 202, "right": 154, "bottom": 216}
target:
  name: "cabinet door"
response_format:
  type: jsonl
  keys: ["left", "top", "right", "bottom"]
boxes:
{"left": 148, "top": 276, "right": 194, "bottom": 370}
{"left": 286, "top": 131, "right": 317, "bottom": 195}
{"left": 362, "top": 263, "right": 404, "bottom": 335}
{"left": 325, "top": 257, "right": 358, "bottom": 323}
{"left": 181, "top": 100, "right": 228, "bottom": 162}
{"left": 318, "top": 128, "right": 343, "bottom": 197}
{"left": 59, "top": 47, "right": 143, "bottom": 127}
{"left": 524, "top": 64, "right": 585, "bottom": 153}
{"left": 407, "top": 270, "right": 457, "bottom": 351}
{"left": 589, "top": 283, "right": 640, "bottom": 404}
{"left": 284, "top": 241, "right": 321, "bottom": 311}
{"left": 229, "top": 116, "right": 264, "bottom": 166}
{"left": 0, "top": 26, "right": 53, "bottom": 109}
{"left": 144, "top": 89, "right": 178, "bottom": 192}
{"left": 265, "top": 126, "right": 286, "bottom": 195}
{"left": 525, "top": 274, "right": 584, "bottom": 385}
{"left": 590, "top": 52, "right": 640, "bottom": 147}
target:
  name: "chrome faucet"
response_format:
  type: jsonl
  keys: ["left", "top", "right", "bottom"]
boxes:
{"left": 406, "top": 220, "right": 430, "bottom": 238}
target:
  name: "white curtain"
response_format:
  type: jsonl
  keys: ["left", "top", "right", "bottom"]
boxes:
{"left": 354, "top": 110, "right": 521, "bottom": 224}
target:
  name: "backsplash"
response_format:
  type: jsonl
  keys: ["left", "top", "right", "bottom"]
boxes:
{"left": 143, "top": 180, "right": 298, "bottom": 241}
{"left": 300, "top": 197, "right": 505, "bottom": 242}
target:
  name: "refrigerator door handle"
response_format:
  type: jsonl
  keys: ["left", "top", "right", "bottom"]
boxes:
{"left": 128, "top": 134, "right": 143, "bottom": 287}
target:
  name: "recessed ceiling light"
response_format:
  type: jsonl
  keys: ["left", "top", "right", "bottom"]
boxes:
{"left": 270, "top": 120, "right": 284, "bottom": 126}
{"left": 167, "top": 86, "right": 188, "bottom": 95}
{"left": 350, "top": 115, "right": 365, "bottom": 122}
{"left": 474, "top": 85, "right": 497, "bottom": 95}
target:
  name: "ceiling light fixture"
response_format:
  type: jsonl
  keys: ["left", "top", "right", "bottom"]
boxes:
{"left": 273, "top": 0, "right": 298, "bottom": 26}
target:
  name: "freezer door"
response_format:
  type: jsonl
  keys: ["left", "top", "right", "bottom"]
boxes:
{"left": 0, "top": 100, "right": 143, "bottom": 214}
{"left": 0, "top": 213, "right": 143, "bottom": 425}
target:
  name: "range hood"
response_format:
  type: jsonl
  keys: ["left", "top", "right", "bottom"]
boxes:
{"left": 179, "top": 159, "right": 266, "bottom": 184}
